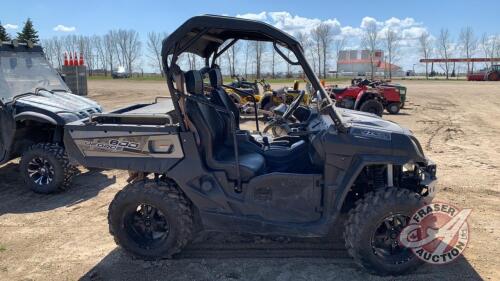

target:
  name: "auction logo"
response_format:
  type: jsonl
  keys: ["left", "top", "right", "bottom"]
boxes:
{"left": 399, "top": 202, "right": 471, "bottom": 264}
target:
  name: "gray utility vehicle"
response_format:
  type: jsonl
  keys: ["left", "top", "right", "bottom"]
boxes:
{"left": 0, "top": 41, "right": 102, "bottom": 193}
{"left": 63, "top": 16, "right": 437, "bottom": 276}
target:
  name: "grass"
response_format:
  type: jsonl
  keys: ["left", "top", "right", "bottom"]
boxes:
{"left": 88, "top": 75, "right": 353, "bottom": 84}
{"left": 0, "top": 245, "right": 6, "bottom": 252}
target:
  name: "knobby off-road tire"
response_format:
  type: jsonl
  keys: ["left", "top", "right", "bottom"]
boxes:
{"left": 386, "top": 102, "right": 401, "bottom": 114}
{"left": 20, "top": 143, "right": 76, "bottom": 194}
{"left": 108, "top": 178, "right": 194, "bottom": 260}
{"left": 344, "top": 187, "right": 426, "bottom": 276}
{"left": 360, "top": 99, "right": 384, "bottom": 117}
{"left": 487, "top": 72, "right": 499, "bottom": 81}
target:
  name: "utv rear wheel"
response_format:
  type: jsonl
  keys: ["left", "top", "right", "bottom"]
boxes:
{"left": 20, "top": 143, "right": 75, "bottom": 194}
{"left": 360, "top": 99, "right": 384, "bottom": 117}
{"left": 344, "top": 187, "right": 425, "bottom": 276}
{"left": 108, "top": 178, "right": 193, "bottom": 260}
{"left": 386, "top": 103, "right": 401, "bottom": 114}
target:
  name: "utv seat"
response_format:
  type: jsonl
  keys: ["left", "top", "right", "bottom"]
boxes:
{"left": 184, "top": 70, "right": 265, "bottom": 181}
{"left": 206, "top": 68, "right": 310, "bottom": 173}
{"left": 207, "top": 68, "right": 241, "bottom": 129}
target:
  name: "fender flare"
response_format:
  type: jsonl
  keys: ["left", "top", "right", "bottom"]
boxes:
{"left": 332, "top": 154, "right": 411, "bottom": 213}
{"left": 14, "top": 112, "right": 58, "bottom": 125}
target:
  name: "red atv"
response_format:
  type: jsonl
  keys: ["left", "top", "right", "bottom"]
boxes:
{"left": 326, "top": 79, "right": 402, "bottom": 116}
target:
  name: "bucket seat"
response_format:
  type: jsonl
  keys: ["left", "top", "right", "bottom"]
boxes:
{"left": 206, "top": 68, "right": 310, "bottom": 173}
{"left": 184, "top": 70, "right": 266, "bottom": 181}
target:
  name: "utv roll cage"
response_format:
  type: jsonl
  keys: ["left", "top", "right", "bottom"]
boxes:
{"left": 160, "top": 15, "right": 344, "bottom": 132}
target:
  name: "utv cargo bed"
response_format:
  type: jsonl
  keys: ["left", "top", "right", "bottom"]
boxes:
{"left": 64, "top": 99, "right": 184, "bottom": 173}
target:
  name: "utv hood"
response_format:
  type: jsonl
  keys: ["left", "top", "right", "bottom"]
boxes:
{"left": 15, "top": 90, "right": 101, "bottom": 114}
{"left": 326, "top": 108, "right": 426, "bottom": 164}
{"left": 339, "top": 108, "right": 409, "bottom": 135}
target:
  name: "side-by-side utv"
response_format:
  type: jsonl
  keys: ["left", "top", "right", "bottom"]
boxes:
{"left": 63, "top": 15, "right": 437, "bottom": 276}
{"left": 0, "top": 41, "right": 102, "bottom": 193}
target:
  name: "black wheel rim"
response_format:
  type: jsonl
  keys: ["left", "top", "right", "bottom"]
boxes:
{"left": 124, "top": 203, "right": 170, "bottom": 249}
{"left": 27, "top": 156, "right": 55, "bottom": 186}
{"left": 371, "top": 213, "right": 414, "bottom": 265}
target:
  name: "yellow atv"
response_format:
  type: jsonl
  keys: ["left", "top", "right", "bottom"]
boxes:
{"left": 260, "top": 80, "right": 312, "bottom": 113}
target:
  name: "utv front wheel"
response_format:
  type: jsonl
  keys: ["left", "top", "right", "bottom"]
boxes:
{"left": 360, "top": 99, "right": 384, "bottom": 117}
{"left": 108, "top": 178, "right": 193, "bottom": 260}
{"left": 344, "top": 187, "right": 425, "bottom": 276}
{"left": 20, "top": 143, "right": 75, "bottom": 194}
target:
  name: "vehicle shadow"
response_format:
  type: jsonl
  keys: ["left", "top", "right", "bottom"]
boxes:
{"left": 383, "top": 112, "right": 412, "bottom": 116}
{"left": 79, "top": 232, "right": 483, "bottom": 281}
{"left": 0, "top": 163, "right": 115, "bottom": 215}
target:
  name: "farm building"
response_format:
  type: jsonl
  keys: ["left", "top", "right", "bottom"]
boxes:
{"left": 337, "top": 49, "right": 404, "bottom": 77}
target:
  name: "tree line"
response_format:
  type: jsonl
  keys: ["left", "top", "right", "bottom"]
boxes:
{"left": 2, "top": 18, "right": 499, "bottom": 79}
{"left": 419, "top": 27, "right": 500, "bottom": 79}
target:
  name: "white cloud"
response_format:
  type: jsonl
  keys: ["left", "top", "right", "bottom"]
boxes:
{"left": 3, "top": 24, "right": 18, "bottom": 30}
{"left": 53, "top": 24, "right": 76, "bottom": 32}
{"left": 341, "top": 26, "right": 363, "bottom": 37}
{"left": 361, "top": 17, "right": 379, "bottom": 29}
{"left": 236, "top": 12, "right": 267, "bottom": 21}
{"left": 231, "top": 12, "right": 431, "bottom": 70}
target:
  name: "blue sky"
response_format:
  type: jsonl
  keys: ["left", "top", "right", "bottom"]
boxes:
{"left": 2, "top": 0, "right": 498, "bottom": 37}
{"left": 1, "top": 0, "right": 498, "bottom": 71}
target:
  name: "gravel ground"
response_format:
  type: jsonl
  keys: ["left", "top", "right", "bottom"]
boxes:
{"left": 0, "top": 79, "right": 498, "bottom": 281}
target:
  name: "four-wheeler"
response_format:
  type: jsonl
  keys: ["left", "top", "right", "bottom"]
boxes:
{"left": 363, "top": 79, "right": 408, "bottom": 109}
{"left": 260, "top": 80, "right": 312, "bottom": 113}
{"left": 0, "top": 40, "right": 102, "bottom": 193}
{"left": 467, "top": 65, "right": 500, "bottom": 81}
{"left": 327, "top": 79, "right": 403, "bottom": 116}
{"left": 381, "top": 82, "right": 407, "bottom": 108}
{"left": 226, "top": 76, "right": 271, "bottom": 111}
{"left": 63, "top": 15, "right": 437, "bottom": 276}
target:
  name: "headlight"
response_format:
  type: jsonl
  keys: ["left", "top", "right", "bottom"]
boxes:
{"left": 403, "top": 163, "right": 415, "bottom": 172}
{"left": 58, "top": 113, "right": 80, "bottom": 122}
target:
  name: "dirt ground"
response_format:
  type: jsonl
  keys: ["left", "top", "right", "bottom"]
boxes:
{"left": 0, "top": 79, "right": 499, "bottom": 281}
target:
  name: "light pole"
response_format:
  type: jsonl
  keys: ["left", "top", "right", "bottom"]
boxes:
{"left": 412, "top": 64, "right": 417, "bottom": 76}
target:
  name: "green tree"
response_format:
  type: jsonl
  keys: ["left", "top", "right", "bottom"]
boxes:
{"left": 0, "top": 21, "right": 11, "bottom": 41}
{"left": 17, "top": 18, "right": 39, "bottom": 44}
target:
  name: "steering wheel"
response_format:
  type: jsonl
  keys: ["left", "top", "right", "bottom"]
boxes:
{"left": 282, "top": 90, "right": 305, "bottom": 119}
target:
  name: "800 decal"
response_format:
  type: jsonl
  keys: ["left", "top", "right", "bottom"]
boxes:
{"left": 84, "top": 139, "right": 140, "bottom": 151}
